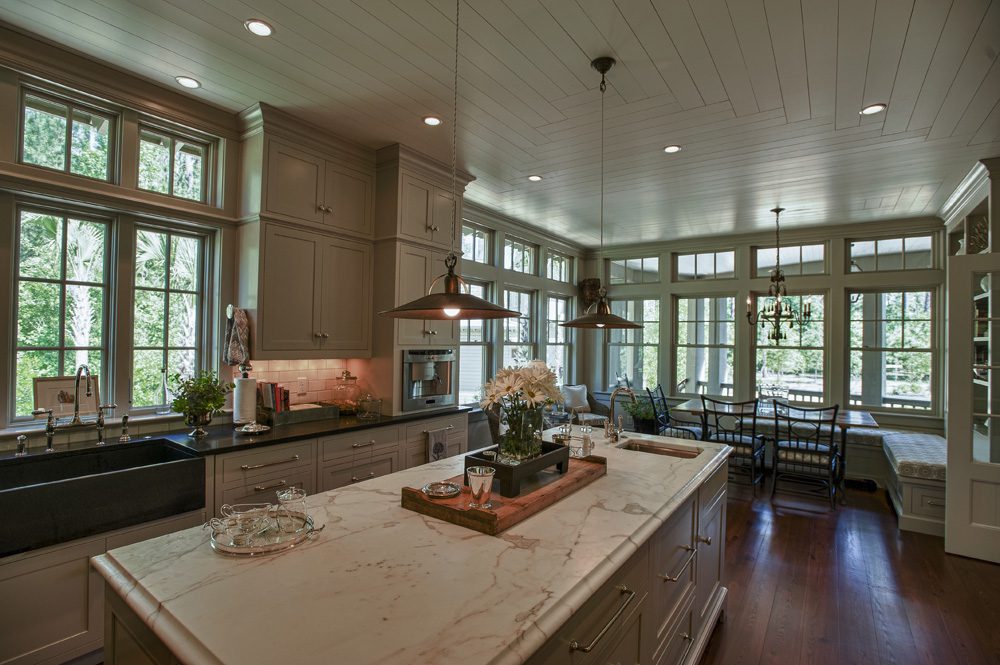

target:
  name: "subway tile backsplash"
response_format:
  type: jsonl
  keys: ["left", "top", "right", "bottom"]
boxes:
{"left": 227, "top": 359, "right": 366, "bottom": 406}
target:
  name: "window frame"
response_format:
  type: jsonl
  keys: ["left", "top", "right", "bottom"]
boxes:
{"left": 752, "top": 291, "right": 827, "bottom": 404}
{"left": 847, "top": 234, "right": 935, "bottom": 273}
{"left": 545, "top": 250, "right": 573, "bottom": 283}
{"left": 18, "top": 87, "right": 118, "bottom": 183}
{"left": 753, "top": 242, "right": 827, "bottom": 277}
{"left": 503, "top": 236, "right": 538, "bottom": 275}
{"left": 545, "top": 294, "right": 572, "bottom": 385}
{"left": 461, "top": 223, "right": 492, "bottom": 266}
{"left": 457, "top": 279, "right": 493, "bottom": 404}
{"left": 137, "top": 122, "right": 213, "bottom": 204}
{"left": 609, "top": 256, "right": 660, "bottom": 285}
{"left": 673, "top": 294, "right": 736, "bottom": 398}
{"left": 606, "top": 298, "right": 661, "bottom": 390}
{"left": 674, "top": 250, "right": 736, "bottom": 282}
{"left": 501, "top": 287, "right": 535, "bottom": 367}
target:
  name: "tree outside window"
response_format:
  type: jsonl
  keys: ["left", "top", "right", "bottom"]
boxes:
{"left": 138, "top": 127, "right": 207, "bottom": 202}
{"left": 608, "top": 299, "right": 659, "bottom": 390}
{"left": 754, "top": 293, "right": 825, "bottom": 402}
{"left": 21, "top": 92, "right": 112, "bottom": 180}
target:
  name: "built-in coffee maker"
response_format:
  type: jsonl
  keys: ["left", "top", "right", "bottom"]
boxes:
{"left": 401, "top": 349, "right": 456, "bottom": 411}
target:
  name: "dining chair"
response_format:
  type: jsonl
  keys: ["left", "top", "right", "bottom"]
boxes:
{"left": 700, "top": 396, "right": 766, "bottom": 494}
{"left": 646, "top": 384, "right": 701, "bottom": 439}
{"left": 771, "top": 401, "right": 841, "bottom": 508}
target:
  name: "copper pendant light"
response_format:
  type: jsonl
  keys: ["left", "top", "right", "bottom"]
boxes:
{"left": 379, "top": 0, "right": 518, "bottom": 321}
{"left": 562, "top": 57, "right": 640, "bottom": 330}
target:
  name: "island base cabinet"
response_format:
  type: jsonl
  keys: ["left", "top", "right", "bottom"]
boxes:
{"left": 104, "top": 590, "right": 180, "bottom": 665}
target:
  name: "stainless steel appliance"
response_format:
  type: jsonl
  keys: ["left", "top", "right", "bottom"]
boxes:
{"left": 402, "top": 350, "right": 456, "bottom": 411}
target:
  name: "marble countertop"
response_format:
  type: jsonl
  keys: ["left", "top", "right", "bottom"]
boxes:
{"left": 92, "top": 429, "right": 730, "bottom": 665}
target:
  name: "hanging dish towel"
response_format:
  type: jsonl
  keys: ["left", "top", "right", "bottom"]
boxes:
{"left": 427, "top": 428, "right": 448, "bottom": 462}
{"left": 224, "top": 307, "right": 250, "bottom": 366}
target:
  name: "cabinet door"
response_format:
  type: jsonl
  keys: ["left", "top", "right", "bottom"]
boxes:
{"left": 432, "top": 187, "right": 456, "bottom": 247}
{"left": 695, "top": 494, "right": 725, "bottom": 630}
{"left": 396, "top": 244, "right": 435, "bottom": 345}
{"left": 323, "top": 162, "right": 373, "bottom": 237}
{"left": 320, "top": 236, "right": 372, "bottom": 354}
{"left": 260, "top": 225, "right": 322, "bottom": 351}
{"left": 399, "top": 174, "right": 435, "bottom": 243}
{"left": 265, "top": 140, "right": 324, "bottom": 224}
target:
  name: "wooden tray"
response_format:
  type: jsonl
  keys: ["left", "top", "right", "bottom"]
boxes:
{"left": 400, "top": 456, "right": 607, "bottom": 536}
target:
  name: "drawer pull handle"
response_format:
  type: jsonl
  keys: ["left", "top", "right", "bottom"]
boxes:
{"left": 660, "top": 547, "right": 697, "bottom": 583}
{"left": 680, "top": 630, "right": 695, "bottom": 661}
{"left": 697, "top": 535, "right": 712, "bottom": 546}
{"left": 422, "top": 425, "right": 455, "bottom": 434}
{"left": 351, "top": 472, "right": 376, "bottom": 483}
{"left": 568, "top": 585, "right": 636, "bottom": 653}
{"left": 926, "top": 499, "right": 944, "bottom": 507}
{"left": 254, "top": 480, "right": 287, "bottom": 492}
{"left": 241, "top": 454, "right": 300, "bottom": 470}
{"left": 352, "top": 440, "right": 376, "bottom": 449}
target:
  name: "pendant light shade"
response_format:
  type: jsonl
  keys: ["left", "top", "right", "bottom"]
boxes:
{"left": 562, "top": 57, "right": 640, "bottom": 330}
{"left": 378, "top": 0, "right": 518, "bottom": 322}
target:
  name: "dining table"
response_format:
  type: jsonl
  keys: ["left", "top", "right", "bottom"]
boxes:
{"left": 670, "top": 397, "right": 879, "bottom": 500}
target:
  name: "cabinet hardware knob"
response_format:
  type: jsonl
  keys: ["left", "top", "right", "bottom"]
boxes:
{"left": 681, "top": 632, "right": 692, "bottom": 641}
{"left": 697, "top": 535, "right": 712, "bottom": 545}
{"left": 254, "top": 479, "right": 287, "bottom": 492}
{"left": 568, "top": 585, "right": 636, "bottom": 653}
{"left": 351, "top": 440, "right": 376, "bottom": 448}
{"left": 926, "top": 500, "right": 945, "bottom": 507}
{"left": 314, "top": 332, "right": 323, "bottom": 338}
{"left": 351, "top": 472, "right": 376, "bottom": 483}
{"left": 321, "top": 332, "right": 330, "bottom": 338}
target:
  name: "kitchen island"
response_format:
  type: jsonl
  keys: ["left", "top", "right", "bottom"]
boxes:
{"left": 93, "top": 430, "right": 731, "bottom": 665}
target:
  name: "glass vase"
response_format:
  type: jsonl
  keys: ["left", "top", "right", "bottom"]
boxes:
{"left": 499, "top": 404, "right": 544, "bottom": 463}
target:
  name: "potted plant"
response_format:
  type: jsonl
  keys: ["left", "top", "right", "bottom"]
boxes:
{"left": 171, "top": 371, "right": 233, "bottom": 437}
{"left": 624, "top": 399, "right": 659, "bottom": 435}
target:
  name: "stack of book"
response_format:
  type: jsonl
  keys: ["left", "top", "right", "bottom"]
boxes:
{"left": 257, "top": 381, "right": 290, "bottom": 413}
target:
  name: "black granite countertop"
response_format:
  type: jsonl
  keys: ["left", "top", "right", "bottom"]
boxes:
{"left": 3, "top": 407, "right": 472, "bottom": 461}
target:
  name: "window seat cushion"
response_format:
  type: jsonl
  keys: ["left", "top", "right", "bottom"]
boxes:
{"left": 883, "top": 431, "right": 947, "bottom": 481}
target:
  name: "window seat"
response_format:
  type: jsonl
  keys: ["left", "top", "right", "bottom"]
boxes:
{"left": 882, "top": 431, "right": 947, "bottom": 537}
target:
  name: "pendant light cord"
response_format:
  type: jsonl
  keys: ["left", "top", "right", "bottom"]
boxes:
{"left": 449, "top": 0, "right": 460, "bottom": 257}
{"left": 774, "top": 209, "right": 781, "bottom": 274}
{"left": 599, "top": 70, "right": 606, "bottom": 256}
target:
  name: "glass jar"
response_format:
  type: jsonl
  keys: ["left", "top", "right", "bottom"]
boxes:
{"left": 358, "top": 394, "right": 383, "bottom": 420}
{"left": 330, "top": 370, "right": 362, "bottom": 415}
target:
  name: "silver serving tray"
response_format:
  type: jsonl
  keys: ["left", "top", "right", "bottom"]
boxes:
{"left": 208, "top": 511, "right": 322, "bottom": 557}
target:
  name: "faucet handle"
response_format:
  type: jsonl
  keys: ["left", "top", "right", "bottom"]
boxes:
{"left": 31, "top": 407, "right": 53, "bottom": 422}
{"left": 15, "top": 435, "right": 28, "bottom": 457}
{"left": 97, "top": 403, "right": 117, "bottom": 423}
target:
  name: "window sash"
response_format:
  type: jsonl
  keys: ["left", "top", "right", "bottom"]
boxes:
{"left": 138, "top": 124, "right": 209, "bottom": 202}
{"left": 20, "top": 89, "right": 116, "bottom": 182}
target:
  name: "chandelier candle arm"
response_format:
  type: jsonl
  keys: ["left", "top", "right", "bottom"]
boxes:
{"left": 745, "top": 207, "right": 811, "bottom": 343}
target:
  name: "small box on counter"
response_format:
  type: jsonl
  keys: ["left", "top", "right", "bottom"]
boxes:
{"left": 256, "top": 402, "right": 341, "bottom": 426}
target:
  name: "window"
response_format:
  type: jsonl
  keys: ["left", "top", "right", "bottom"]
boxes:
{"left": 502, "top": 289, "right": 534, "bottom": 367}
{"left": 21, "top": 92, "right": 113, "bottom": 180}
{"left": 546, "top": 251, "right": 572, "bottom": 283}
{"left": 13, "top": 209, "right": 109, "bottom": 418}
{"left": 503, "top": 237, "right": 536, "bottom": 274}
{"left": 849, "top": 291, "right": 932, "bottom": 411}
{"left": 850, "top": 236, "right": 932, "bottom": 272}
{"left": 755, "top": 243, "right": 825, "bottom": 277}
{"left": 675, "top": 297, "right": 735, "bottom": 397}
{"left": 131, "top": 228, "right": 205, "bottom": 408}
{"left": 754, "top": 294, "right": 825, "bottom": 403}
{"left": 461, "top": 224, "right": 491, "bottom": 265}
{"left": 609, "top": 257, "right": 659, "bottom": 284}
{"left": 608, "top": 299, "right": 659, "bottom": 390}
{"left": 458, "top": 281, "right": 491, "bottom": 404}
{"left": 546, "top": 296, "right": 571, "bottom": 384}
{"left": 138, "top": 126, "right": 208, "bottom": 202}
{"left": 676, "top": 251, "right": 735, "bottom": 281}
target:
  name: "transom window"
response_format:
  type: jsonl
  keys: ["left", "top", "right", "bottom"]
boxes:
{"left": 138, "top": 126, "right": 208, "bottom": 202}
{"left": 503, "top": 237, "right": 536, "bottom": 274}
{"left": 546, "top": 251, "right": 572, "bottom": 283}
{"left": 755, "top": 243, "right": 825, "bottom": 277}
{"left": 675, "top": 296, "right": 735, "bottom": 397}
{"left": 131, "top": 228, "right": 205, "bottom": 408}
{"left": 849, "top": 236, "right": 932, "bottom": 272}
{"left": 754, "top": 294, "right": 825, "bottom": 403}
{"left": 546, "top": 296, "right": 571, "bottom": 384}
{"left": 461, "top": 224, "right": 491, "bottom": 265}
{"left": 21, "top": 91, "right": 114, "bottom": 181}
{"left": 608, "top": 299, "right": 659, "bottom": 390}
{"left": 849, "top": 291, "right": 932, "bottom": 411}
{"left": 502, "top": 289, "right": 534, "bottom": 367}
{"left": 676, "top": 251, "right": 735, "bottom": 281}
{"left": 13, "top": 209, "right": 109, "bottom": 418}
{"left": 458, "top": 281, "right": 491, "bottom": 404}
{"left": 610, "top": 257, "right": 659, "bottom": 284}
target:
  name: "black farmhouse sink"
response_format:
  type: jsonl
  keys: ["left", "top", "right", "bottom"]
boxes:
{"left": 0, "top": 439, "right": 204, "bottom": 557}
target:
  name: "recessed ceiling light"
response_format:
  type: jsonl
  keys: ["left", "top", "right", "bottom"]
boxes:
{"left": 663, "top": 145, "right": 682, "bottom": 154}
{"left": 244, "top": 19, "right": 274, "bottom": 37}
{"left": 423, "top": 116, "right": 442, "bottom": 126}
{"left": 175, "top": 76, "right": 201, "bottom": 89}
{"left": 860, "top": 103, "right": 887, "bottom": 115}
{"left": 527, "top": 175, "right": 543, "bottom": 182}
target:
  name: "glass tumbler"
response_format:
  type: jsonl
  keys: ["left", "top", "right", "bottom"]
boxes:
{"left": 466, "top": 466, "right": 496, "bottom": 509}
{"left": 275, "top": 487, "right": 308, "bottom": 533}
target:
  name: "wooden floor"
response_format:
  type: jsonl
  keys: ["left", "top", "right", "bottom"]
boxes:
{"left": 700, "top": 485, "right": 1000, "bottom": 665}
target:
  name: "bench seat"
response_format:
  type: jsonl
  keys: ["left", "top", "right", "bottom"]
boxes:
{"left": 882, "top": 431, "right": 947, "bottom": 537}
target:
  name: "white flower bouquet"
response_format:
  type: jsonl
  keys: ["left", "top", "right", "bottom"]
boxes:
{"left": 480, "top": 360, "right": 563, "bottom": 462}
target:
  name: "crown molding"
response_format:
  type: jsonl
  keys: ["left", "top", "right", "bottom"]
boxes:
{"left": 375, "top": 143, "right": 473, "bottom": 189}
{"left": 238, "top": 102, "right": 375, "bottom": 168}
{"left": 939, "top": 161, "right": 991, "bottom": 230}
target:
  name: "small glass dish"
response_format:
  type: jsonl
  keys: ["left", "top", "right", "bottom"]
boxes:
{"left": 421, "top": 481, "right": 461, "bottom": 499}
{"left": 237, "top": 421, "right": 271, "bottom": 435}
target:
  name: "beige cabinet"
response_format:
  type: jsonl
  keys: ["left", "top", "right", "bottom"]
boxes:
{"left": 257, "top": 223, "right": 372, "bottom": 357}
{"left": 317, "top": 425, "right": 403, "bottom": 491}
{"left": 398, "top": 173, "right": 456, "bottom": 248}
{"left": 395, "top": 243, "right": 458, "bottom": 346}
{"left": 694, "top": 465, "right": 727, "bottom": 632}
{"left": 265, "top": 138, "right": 373, "bottom": 238}
{"left": 401, "top": 413, "right": 469, "bottom": 469}
{"left": 214, "top": 439, "right": 317, "bottom": 510}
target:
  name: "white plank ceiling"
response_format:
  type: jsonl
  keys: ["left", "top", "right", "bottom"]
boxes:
{"left": 1, "top": 0, "right": 998, "bottom": 245}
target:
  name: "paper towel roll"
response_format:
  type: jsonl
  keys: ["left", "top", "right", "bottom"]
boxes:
{"left": 233, "top": 377, "right": 257, "bottom": 424}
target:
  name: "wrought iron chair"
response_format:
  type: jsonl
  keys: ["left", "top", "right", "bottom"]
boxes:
{"left": 700, "top": 396, "right": 766, "bottom": 494}
{"left": 646, "top": 384, "right": 701, "bottom": 439}
{"left": 770, "top": 401, "right": 841, "bottom": 508}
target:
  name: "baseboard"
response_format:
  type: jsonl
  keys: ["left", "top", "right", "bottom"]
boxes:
{"left": 687, "top": 585, "right": 727, "bottom": 665}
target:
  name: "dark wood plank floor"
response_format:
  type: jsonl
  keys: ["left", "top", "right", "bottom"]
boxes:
{"left": 700, "top": 486, "right": 1000, "bottom": 665}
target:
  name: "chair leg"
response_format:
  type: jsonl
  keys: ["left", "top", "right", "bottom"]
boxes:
{"left": 750, "top": 452, "right": 758, "bottom": 497}
{"left": 770, "top": 448, "right": 778, "bottom": 499}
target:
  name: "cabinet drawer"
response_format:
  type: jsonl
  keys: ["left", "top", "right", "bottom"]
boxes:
{"left": 319, "top": 451, "right": 399, "bottom": 492}
{"left": 910, "top": 483, "right": 946, "bottom": 519}
{"left": 404, "top": 414, "right": 468, "bottom": 444}
{"left": 653, "top": 593, "right": 695, "bottom": 665}
{"left": 319, "top": 426, "right": 399, "bottom": 463}
{"left": 651, "top": 496, "right": 696, "bottom": 647}
{"left": 593, "top": 604, "right": 642, "bottom": 665}
{"left": 219, "top": 468, "right": 315, "bottom": 507}
{"left": 220, "top": 441, "right": 314, "bottom": 484}
{"left": 698, "top": 463, "right": 727, "bottom": 520}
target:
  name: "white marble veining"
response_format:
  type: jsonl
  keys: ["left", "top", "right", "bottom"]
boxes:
{"left": 93, "top": 431, "right": 729, "bottom": 665}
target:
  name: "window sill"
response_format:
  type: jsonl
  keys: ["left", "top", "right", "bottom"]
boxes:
{"left": 0, "top": 410, "right": 234, "bottom": 448}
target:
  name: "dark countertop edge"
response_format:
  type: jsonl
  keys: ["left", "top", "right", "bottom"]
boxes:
{"left": 2, "top": 407, "right": 473, "bottom": 460}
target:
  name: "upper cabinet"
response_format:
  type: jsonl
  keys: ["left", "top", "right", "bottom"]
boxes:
{"left": 397, "top": 173, "right": 456, "bottom": 248}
